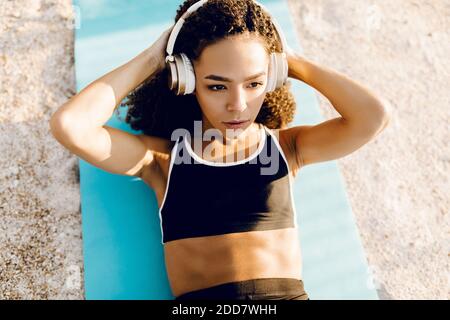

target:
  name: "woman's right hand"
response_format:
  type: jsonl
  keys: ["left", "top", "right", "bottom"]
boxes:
{"left": 148, "top": 25, "right": 175, "bottom": 71}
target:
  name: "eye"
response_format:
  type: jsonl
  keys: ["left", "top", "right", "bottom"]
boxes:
{"left": 207, "top": 82, "right": 264, "bottom": 92}
{"left": 249, "top": 82, "right": 264, "bottom": 89}
{"left": 207, "top": 85, "right": 226, "bottom": 91}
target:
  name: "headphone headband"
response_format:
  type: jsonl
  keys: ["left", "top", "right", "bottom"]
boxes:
{"left": 165, "top": 0, "right": 288, "bottom": 63}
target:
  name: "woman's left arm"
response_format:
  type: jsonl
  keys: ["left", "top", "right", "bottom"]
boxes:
{"left": 282, "top": 48, "right": 391, "bottom": 169}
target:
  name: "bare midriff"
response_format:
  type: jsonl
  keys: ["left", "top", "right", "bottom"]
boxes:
{"left": 163, "top": 227, "right": 303, "bottom": 298}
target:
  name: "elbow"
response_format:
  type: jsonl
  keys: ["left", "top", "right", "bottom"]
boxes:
{"left": 382, "top": 113, "right": 391, "bottom": 129}
{"left": 49, "top": 113, "right": 69, "bottom": 139}
{"left": 370, "top": 101, "right": 392, "bottom": 137}
{"left": 49, "top": 114, "right": 62, "bottom": 138}
{"left": 370, "top": 98, "right": 392, "bottom": 132}
{"left": 49, "top": 112, "right": 80, "bottom": 147}
{"left": 377, "top": 115, "right": 390, "bottom": 135}
{"left": 378, "top": 98, "right": 392, "bottom": 130}
{"left": 376, "top": 95, "right": 392, "bottom": 117}
{"left": 49, "top": 115, "right": 69, "bottom": 147}
{"left": 371, "top": 114, "right": 391, "bottom": 138}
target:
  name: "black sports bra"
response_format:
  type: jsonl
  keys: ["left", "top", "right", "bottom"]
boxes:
{"left": 158, "top": 124, "right": 298, "bottom": 244}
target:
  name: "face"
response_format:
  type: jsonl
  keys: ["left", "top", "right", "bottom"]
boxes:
{"left": 192, "top": 33, "right": 270, "bottom": 141}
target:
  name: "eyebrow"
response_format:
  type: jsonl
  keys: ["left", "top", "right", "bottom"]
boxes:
{"left": 204, "top": 71, "right": 266, "bottom": 82}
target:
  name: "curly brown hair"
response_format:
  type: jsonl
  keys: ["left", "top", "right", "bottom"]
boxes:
{"left": 117, "top": 0, "right": 297, "bottom": 140}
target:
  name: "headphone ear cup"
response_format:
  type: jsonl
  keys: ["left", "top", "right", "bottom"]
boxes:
{"left": 274, "top": 52, "right": 288, "bottom": 89}
{"left": 166, "top": 53, "right": 195, "bottom": 95}
{"left": 266, "top": 53, "right": 277, "bottom": 93}
{"left": 173, "top": 55, "right": 187, "bottom": 95}
{"left": 180, "top": 53, "right": 196, "bottom": 95}
{"left": 167, "top": 59, "right": 178, "bottom": 92}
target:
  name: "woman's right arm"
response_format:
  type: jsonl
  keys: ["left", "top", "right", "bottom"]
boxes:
{"left": 49, "top": 27, "right": 173, "bottom": 178}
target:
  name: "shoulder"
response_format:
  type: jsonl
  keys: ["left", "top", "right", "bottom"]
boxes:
{"left": 266, "top": 127, "right": 302, "bottom": 178}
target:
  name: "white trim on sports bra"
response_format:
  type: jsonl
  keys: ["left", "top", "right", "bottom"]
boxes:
{"left": 183, "top": 123, "right": 267, "bottom": 167}
{"left": 158, "top": 136, "right": 183, "bottom": 244}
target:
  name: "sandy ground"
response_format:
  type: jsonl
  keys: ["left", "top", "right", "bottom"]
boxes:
{"left": 0, "top": 0, "right": 448, "bottom": 299}
{"left": 287, "top": 0, "right": 449, "bottom": 299}
{"left": 0, "top": 1, "right": 83, "bottom": 299}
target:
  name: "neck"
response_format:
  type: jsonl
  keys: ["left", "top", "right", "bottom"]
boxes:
{"left": 195, "top": 120, "right": 261, "bottom": 160}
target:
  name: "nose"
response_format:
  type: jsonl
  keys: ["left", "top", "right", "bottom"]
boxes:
{"left": 226, "top": 86, "right": 247, "bottom": 112}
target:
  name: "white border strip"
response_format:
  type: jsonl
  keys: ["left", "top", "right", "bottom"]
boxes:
{"left": 158, "top": 137, "right": 182, "bottom": 244}
{"left": 183, "top": 124, "right": 267, "bottom": 167}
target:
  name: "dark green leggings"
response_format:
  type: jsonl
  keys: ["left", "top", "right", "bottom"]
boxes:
{"left": 175, "top": 278, "right": 309, "bottom": 300}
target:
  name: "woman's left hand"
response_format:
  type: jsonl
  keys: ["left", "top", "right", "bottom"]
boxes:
{"left": 285, "top": 45, "right": 306, "bottom": 80}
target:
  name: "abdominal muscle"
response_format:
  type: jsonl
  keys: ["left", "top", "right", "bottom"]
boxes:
{"left": 163, "top": 227, "right": 303, "bottom": 298}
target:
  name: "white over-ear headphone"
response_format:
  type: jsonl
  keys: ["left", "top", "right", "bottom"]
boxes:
{"left": 165, "top": 0, "right": 289, "bottom": 95}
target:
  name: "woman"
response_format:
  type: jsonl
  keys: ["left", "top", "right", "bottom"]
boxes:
{"left": 50, "top": 0, "right": 390, "bottom": 300}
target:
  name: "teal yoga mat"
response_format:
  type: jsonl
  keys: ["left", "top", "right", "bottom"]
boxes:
{"left": 73, "top": 0, "right": 379, "bottom": 300}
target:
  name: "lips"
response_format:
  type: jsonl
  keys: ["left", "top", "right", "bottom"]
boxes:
{"left": 223, "top": 120, "right": 249, "bottom": 124}
{"left": 222, "top": 119, "right": 250, "bottom": 129}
